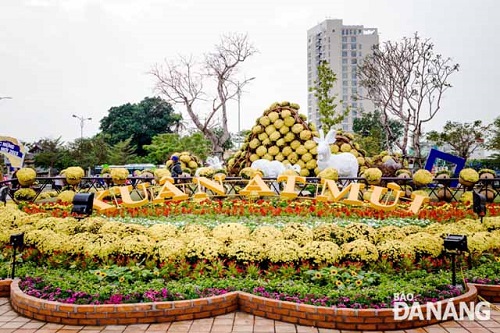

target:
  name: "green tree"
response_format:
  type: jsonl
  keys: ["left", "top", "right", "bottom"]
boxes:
{"left": 309, "top": 60, "right": 348, "bottom": 132}
{"left": 107, "top": 138, "right": 137, "bottom": 165}
{"left": 33, "top": 137, "right": 66, "bottom": 175}
{"left": 65, "top": 135, "right": 111, "bottom": 171}
{"left": 144, "top": 132, "right": 211, "bottom": 164}
{"left": 100, "top": 97, "right": 182, "bottom": 156}
{"left": 353, "top": 110, "right": 404, "bottom": 156}
{"left": 487, "top": 116, "right": 500, "bottom": 151}
{"left": 426, "top": 120, "right": 489, "bottom": 159}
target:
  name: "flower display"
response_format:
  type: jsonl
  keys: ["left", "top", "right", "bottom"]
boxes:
{"left": 146, "top": 224, "right": 178, "bottom": 240}
{"left": 460, "top": 191, "right": 473, "bottom": 204}
{"left": 484, "top": 216, "right": 500, "bottom": 231}
{"left": 14, "top": 188, "right": 36, "bottom": 201}
{"left": 212, "top": 223, "right": 250, "bottom": 246}
{"left": 478, "top": 168, "right": 496, "bottom": 179}
{"left": 226, "top": 239, "right": 264, "bottom": 262}
{"left": 404, "top": 232, "right": 443, "bottom": 257}
{"left": 412, "top": 169, "right": 433, "bottom": 187}
{"left": 282, "top": 223, "right": 313, "bottom": 246}
{"left": 195, "top": 167, "right": 216, "bottom": 178}
{"left": 343, "top": 223, "right": 377, "bottom": 243}
{"left": 24, "top": 229, "right": 69, "bottom": 254}
{"left": 16, "top": 168, "right": 37, "bottom": 187}
{"left": 266, "top": 240, "right": 300, "bottom": 263}
{"left": 300, "top": 241, "right": 340, "bottom": 264}
{"left": 467, "top": 232, "right": 495, "bottom": 254}
{"left": 57, "top": 190, "right": 75, "bottom": 203}
{"left": 374, "top": 226, "right": 407, "bottom": 244}
{"left": 154, "top": 169, "right": 171, "bottom": 183}
{"left": 110, "top": 168, "right": 129, "bottom": 185}
{"left": 377, "top": 240, "right": 415, "bottom": 261}
{"left": 84, "top": 233, "right": 121, "bottom": 259}
{"left": 341, "top": 239, "right": 379, "bottom": 263}
{"left": 459, "top": 168, "right": 479, "bottom": 187}
{"left": 185, "top": 237, "right": 223, "bottom": 260}
{"left": 156, "top": 238, "right": 186, "bottom": 261}
{"left": 363, "top": 168, "right": 383, "bottom": 185}
{"left": 119, "top": 234, "right": 155, "bottom": 257}
{"left": 250, "top": 226, "right": 283, "bottom": 247}
{"left": 34, "top": 216, "right": 77, "bottom": 235}
{"left": 64, "top": 166, "right": 85, "bottom": 185}
{"left": 317, "top": 168, "right": 339, "bottom": 181}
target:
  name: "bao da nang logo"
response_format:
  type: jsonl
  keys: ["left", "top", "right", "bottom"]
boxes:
{"left": 392, "top": 293, "right": 490, "bottom": 321}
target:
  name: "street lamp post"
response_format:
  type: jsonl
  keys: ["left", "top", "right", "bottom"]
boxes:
{"left": 72, "top": 114, "right": 92, "bottom": 140}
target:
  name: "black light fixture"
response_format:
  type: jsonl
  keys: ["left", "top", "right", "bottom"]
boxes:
{"left": 0, "top": 186, "right": 9, "bottom": 206}
{"left": 472, "top": 191, "right": 487, "bottom": 223}
{"left": 444, "top": 234, "right": 468, "bottom": 287}
{"left": 10, "top": 232, "right": 24, "bottom": 279}
{"left": 71, "top": 192, "right": 94, "bottom": 219}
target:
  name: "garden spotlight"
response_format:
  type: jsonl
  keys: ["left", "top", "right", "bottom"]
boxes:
{"left": 10, "top": 232, "right": 24, "bottom": 279}
{"left": 443, "top": 234, "right": 468, "bottom": 287}
{"left": 472, "top": 191, "right": 487, "bottom": 223}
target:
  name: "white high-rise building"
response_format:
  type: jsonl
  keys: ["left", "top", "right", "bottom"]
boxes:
{"left": 307, "top": 19, "right": 379, "bottom": 132}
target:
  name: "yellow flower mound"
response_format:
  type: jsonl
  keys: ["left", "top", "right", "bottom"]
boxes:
{"left": 377, "top": 240, "right": 415, "bottom": 262}
{"left": 84, "top": 233, "right": 121, "bottom": 259}
{"left": 460, "top": 191, "right": 473, "bottom": 204}
{"left": 413, "top": 169, "right": 433, "bottom": 187}
{"left": 300, "top": 241, "right": 340, "bottom": 264}
{"left": 401, "top": 225, "right": 424, "bottom": 236}
{"left": 75, "top": 217, "right": 108, "bottom": 233}
{"left": 343, "top": 223, "right": 377, "bottom": 243}
{"left": 24, "top": 229, "right": 70, "bottom": 254}
{"left": 341, "top": 239, "right": 379, "bottom": 263}
{"left": 195, "top": 167, "right": 215, "bottom": 178}
{"left": 267, "top": 240, "right": 301, "bottom": 263}
{"left": 110, "top": 168, "right": 129, "bottom": 182}
{"left": 68, "top": 232, "right": 98, "bottom": 255}
{"left": 13, "top": 188, "right": 36, "bottom": 201}
{"left": 363, "top": 168, "right": 383, "bottom": 185}
{"left": 35, "top": 216, "right": 77, "bottom": 235}
{"left": 146, "top": 224, "right": 178, "bottom": 241}
{"left": 65, "top": 167, "right": 85, "bottom": 185}
{"left": 468, "top": 232, "right": 495, "bottom": 254}
{"left": 154, "top": 169, "right": 171, "bottom": 182}
{"left": 318, "top": 168, "right": 339, "bottom": 181}
{"left": 404, "top": 232, "right": 443, "bottom": 257}
{"left": 212, "top": 223, "right": 250, "bottom": 246}
{"left": 375, "top": 226, "right": 407, "bottom": 244}
{"left": 119, "top": 234, "right": 155, "bottom": 257}
{"left": 57, "top": 190, "right": 75, "bottom": 203}
{"left": 186, "top": 237, "right": 223, "bottom": 260}
{"left": 156, "top": 238, "right": 186, "bottom": 261}
{"left": 16, "top": 168, "right": 37, "bottom": 187}
{"left": 282, "top": 223, "right": 314, "bottom": 246}
{"left": 459, "top": 168, "right": 479, "bottom": 186}
{"left": 483, "top": 216, "right": 500, "bottom": 231}
{"left": 250, "top": 226, "right": 283, "bottom": 247}
{"left": 99, "top": 221, "right": 147, "bottom": 238}
{"left": 226, "top": 240, "right": 265, "bottom": 262}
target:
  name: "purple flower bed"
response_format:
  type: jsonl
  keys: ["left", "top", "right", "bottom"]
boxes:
{"left": 252, "top": 285, "right": 464, "bottom": 309}
{"left": 465, "top": 277, "right": 500, "bottom": 285}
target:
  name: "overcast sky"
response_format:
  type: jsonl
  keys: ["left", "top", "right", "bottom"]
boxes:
{"left": 1, "top": 0, "right": 498, "bottom": 144}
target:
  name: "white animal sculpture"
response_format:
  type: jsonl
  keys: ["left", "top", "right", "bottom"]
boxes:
{"left": 195, "top": 156, "right": 225, "bottom": 177}
{"left": 250, "top": 159, "right": 286, "bottom": 178}
{"left": 313, "top": 129, "right": 359, "bottom": 179}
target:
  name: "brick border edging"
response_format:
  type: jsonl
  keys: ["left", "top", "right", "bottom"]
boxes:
{"left": 238, "top": 285, "right": 478, "bottom": 331}
{"left": 9, "top": 280, "right": 238, "bottom": 325}
{"left": 6, "top": 280, "right": 483, "bottom": 330}
{"left": 472, "top": 283, "right": 500, "bottom": 303}
{"left": 0, "top": 279, "right": 12, "bottom": 297}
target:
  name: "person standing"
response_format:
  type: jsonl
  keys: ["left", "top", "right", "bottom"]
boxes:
{"left": 170, "top": 156, "right": 183, "bottom": 178}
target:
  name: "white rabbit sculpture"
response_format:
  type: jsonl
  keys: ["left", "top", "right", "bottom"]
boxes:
{"left": 313, "top": 129, "right": 359, "bottom": 179}
{"left": 195, "top": 156, "right": 225, "bottom": 177}
{"left": 250, "top": 159, "right": 286, "bottom": 178}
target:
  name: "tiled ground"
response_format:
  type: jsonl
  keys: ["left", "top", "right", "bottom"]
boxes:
{"left": 0, "top": 298, "right": 498, "bottom": 333}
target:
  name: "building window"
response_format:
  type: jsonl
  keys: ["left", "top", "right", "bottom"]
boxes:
{"left": 358, "top": 51, "right": 362, "bottom": 57}
{"left": 342, "top": 59, "right": 347, "bottom": 64}
{"left": 342, "top": 51, "right": 347, "bottom": 57}
{"left": 343, "top": 87, "right": 348, "bottom": 94}
{"left": 342, "top": 29, "right": 346, "bottom": 35}
{"left": 351, "top": 36, "right": 357, "bottom": 42}
{"left": 352, "top": 110, "right": 358, "bottom": 118}
{"left": 342, "top": 44, "right": 347, "bottom": 49}
{"left": 342, "top": 36, "right": 347, "bottom": 42}
{"left": 351, "top": 59, "right": 357, "bottom": 64}
{"left": 351, "top": 51, "right": 357, "bottom": 57}
{"left": 352, "top": 72, "right": 357, "bottom": 79}
{"left": 342, "top": 66, "right": 347, "bottom": 72}
{"left": 342, "top": 72, "right": 347, "bottom": 79}
{"left": 352, "top": 87, "right": 357, "bottom": 94}
{"left": 343, "top": 95, "right": 348, "bottom": 101}
{"left": 359, "top": 44, "right": 362, "bottom": 49}
{"left": 351, "top": 43, "right": 357, "bottom": 49}
{"left": 343, "top": 80, "right": 348, "bottom": 86}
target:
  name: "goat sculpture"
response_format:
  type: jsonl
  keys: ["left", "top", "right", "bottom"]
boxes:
{"left": 313, "top": 129, "right": 359, "bottom": 179}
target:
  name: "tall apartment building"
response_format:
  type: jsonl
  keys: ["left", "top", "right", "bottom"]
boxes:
{"left": 307, "top": 19, "right": 379, "bottom": 132}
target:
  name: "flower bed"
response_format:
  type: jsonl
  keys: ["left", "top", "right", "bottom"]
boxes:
{"left": 8, "top": 279, "right": 479, "bottom": 330}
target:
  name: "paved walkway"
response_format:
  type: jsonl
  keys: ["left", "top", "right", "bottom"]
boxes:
{"left": 0, "top": 298, "right": 499, "bottom": 333}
